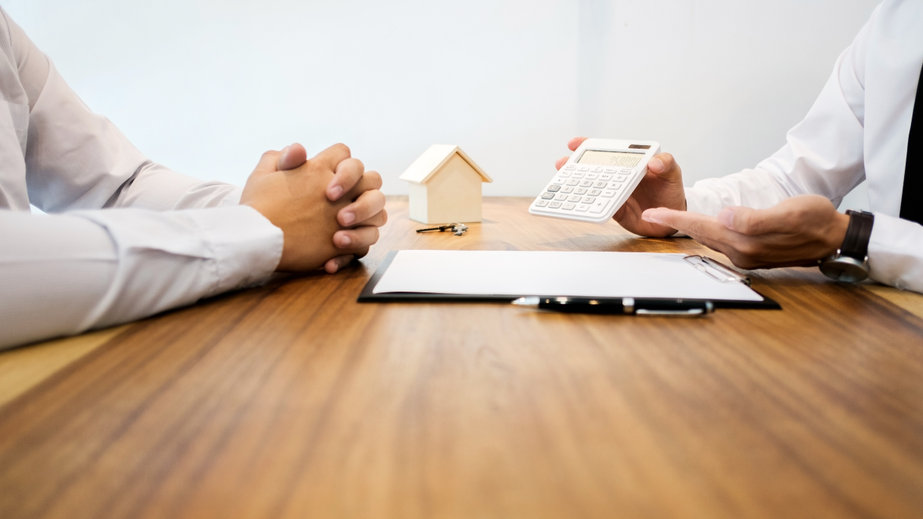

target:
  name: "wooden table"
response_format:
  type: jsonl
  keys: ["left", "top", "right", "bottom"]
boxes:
{"left": 2, "top": 197, "right": 922, "bottom": 519}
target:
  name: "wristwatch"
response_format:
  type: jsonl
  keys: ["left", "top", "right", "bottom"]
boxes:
{"left": 819, "top": 209, "right": 874, "bottom": 283}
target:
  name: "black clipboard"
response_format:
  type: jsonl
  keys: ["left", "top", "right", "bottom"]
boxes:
{"left": 359, "top": 250, "right": 780, "bottom": 310}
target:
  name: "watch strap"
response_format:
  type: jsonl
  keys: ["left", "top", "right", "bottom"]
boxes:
{"left": 841, "top": 209, "right": 874, "bottom": 260}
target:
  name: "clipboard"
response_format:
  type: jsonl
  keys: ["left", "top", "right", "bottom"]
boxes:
{"left": 358, "top": 250, "right": 780, "bottom": 309}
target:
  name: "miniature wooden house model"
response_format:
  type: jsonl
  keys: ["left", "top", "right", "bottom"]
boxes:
{"left": 400, "top": 144, "right": 492, "bottom": 224}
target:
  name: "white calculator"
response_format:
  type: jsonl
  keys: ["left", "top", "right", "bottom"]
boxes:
{"left": 529, "top": 138, "right": 660, "bottom": 223}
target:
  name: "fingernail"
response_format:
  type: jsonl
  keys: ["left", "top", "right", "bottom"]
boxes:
{"left": 337, "top": 234, "right": 352, "bottom": 247}
{"left": 329, "top": 185, "right": 344, "bottom": 200}
{"left": 340, "top": 211, "right": 355, "bottom": 226}
{"left": 648, "top": 157, "right": 663, "bottom": 171}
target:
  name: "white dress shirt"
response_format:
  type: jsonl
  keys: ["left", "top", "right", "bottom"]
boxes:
{"left": 0, "top": 9, "right": 283, "bottom": 349}
{"left": 685, "top": 0, "right": 923, "bottom": 293}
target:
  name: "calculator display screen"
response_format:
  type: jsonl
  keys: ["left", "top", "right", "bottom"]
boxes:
{"left": 578, "top": 150, "right": 644, "bottom": 168}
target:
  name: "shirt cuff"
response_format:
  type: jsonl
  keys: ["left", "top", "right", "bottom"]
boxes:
{"left": 199, "top": 205, "right": 283, "bottom": 294}
{"left": 867, "top": 212, "right": 923, "bottom": 293}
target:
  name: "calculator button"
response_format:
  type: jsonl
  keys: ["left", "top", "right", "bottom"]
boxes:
{"left": 592, "top": 167, "right": 604, "bottom": 173}
{"left": 576, "top": 204, "right": 590, "bottom": 212}
{"left": 563, "top": 202, "right": 576, "bottom": 210}
{"left": 579, "top": 180, "right": 593, "bottom": 187}
{"left": 589, "top": 200, "right": 610, "bottom": 214}
{"left": 561, "top": 186, "right": 574, "bottom": 194}
{"left": 586, "top": 172, "right": 599, "bottom": 180}
{"left": 541, "top": 192, "right": 555, "bottom": 199}
{"left": 549, "top": 201, "right": 563, "bottom": 208}
{"left": 603, "top": 168, "right": 618, "bottom": 175}
{"left": 608, "top": 181, "right": 623, "bottom": 190}
{"left": 534, "top": 200, "right": 549, "bottom": 207}
{"left": 557, "top": 171, "right": 571, "bottom": 177}
{"left": 566, "top": 179, "right": 579, "bottom": 186}
{"left": 603, "top": 189, "right": 616, "bottom": 197}
{"left": 578, "top": 166, "right": 590, "bottom": 172}
{"left": 588, "top": 189, "right": 601, "bottom": 196}
{"left": 582, "top": 196, "right": 596, "bottom": 204}
{"left": 599, "top": 173, "right": 612, "bottom": 181}
{"left": 554, "top": 193, "right": 568, "bottom": 201}
{"left": 593, "top": 181, "right": 607, "bottom": 188}
{"left": 567, "top": 195, "right": 581, "bottom": 203}
{"left": 547, "top": 184, "right": 562, "bottom": 192}
{"left": 563, "top": 164, "right": 576, "bottom": 171}
{"left": 571, "top": 172, "right": 585, "bottom": 178}
{"left": 575, "top": 187, "right": 587, "bottom": 195}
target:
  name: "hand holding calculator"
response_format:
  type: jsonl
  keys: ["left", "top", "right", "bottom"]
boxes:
{"left": 529, "top": 138, "right": 660, "bottom": 223}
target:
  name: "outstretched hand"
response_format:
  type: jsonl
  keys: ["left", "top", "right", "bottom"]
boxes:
{"left": 556, "top": 137, "right": 686, "bottom": 237}
{"left": 641, "top": 195, "right": 850, "bottom": 269}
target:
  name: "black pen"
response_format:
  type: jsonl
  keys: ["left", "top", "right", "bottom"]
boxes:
{"left": 511, "top": 296, "right": 714, "bottom": 316}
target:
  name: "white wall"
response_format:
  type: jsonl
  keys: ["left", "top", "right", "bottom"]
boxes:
{"left": 4, "top": 0, "right": 878, "bottom": 208}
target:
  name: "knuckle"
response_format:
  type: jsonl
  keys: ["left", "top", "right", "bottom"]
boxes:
{"left": 735, "top": 239, "right": 759, "bottom": 257}
{"left": 345, "top": 156, "right": 364, "bottom": 171}
{"left": 735, "top": 213, "right": 755, "bottom": 233}
{"left": 366, "top": 170, "right": 383, "bottom": 188}
{"left": 333, "top": 142, "right": 351, "bottom": 156}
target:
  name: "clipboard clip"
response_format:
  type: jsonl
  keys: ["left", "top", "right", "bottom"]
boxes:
{"left": 683, "top": 255, "right": 750, "bottom": 286}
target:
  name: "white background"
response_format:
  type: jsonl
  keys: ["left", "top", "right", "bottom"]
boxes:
{"left": 5, "top": 0, "right": 879, "bottom": 208}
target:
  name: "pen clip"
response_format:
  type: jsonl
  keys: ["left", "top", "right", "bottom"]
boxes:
{"left": 683, "top": 255, "right": 750, "bottom": 286}
{"left": 635, "top": 307, "right": 710, "bottom": 317}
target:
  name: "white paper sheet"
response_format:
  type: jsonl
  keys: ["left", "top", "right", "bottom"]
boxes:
{"left": 371, "top": 250, "right": 763, "bottom": 302}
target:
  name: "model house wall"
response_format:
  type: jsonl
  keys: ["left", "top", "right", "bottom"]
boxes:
{"left": 401, "top": 145, "right": 491, "bottom": 224}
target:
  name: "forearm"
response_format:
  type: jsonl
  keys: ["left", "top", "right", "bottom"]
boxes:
{"left": 11, "top": 13, "right": 239, "bottom": 213}
{"left": 0, "top": 206, "right": 281, "bottom": 350}
{"left": 111, "top": 160, "right": 243, "bottom": 210}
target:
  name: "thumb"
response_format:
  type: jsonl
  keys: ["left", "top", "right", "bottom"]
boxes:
{"left": 718, "top": 206, "right": 770, "bottom": 234}
{"left": 277, "top": 142, "right": 308, "bottom": 171}
{"left": 251, "top": 148, "right": 284, "bottom": 178}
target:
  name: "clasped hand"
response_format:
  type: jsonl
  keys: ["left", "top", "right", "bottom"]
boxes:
{"left": 559, "top": 137, "right": 849, "bottom": 269}
{"left": 240, "top": 142, "right": 387, "bottom": 273}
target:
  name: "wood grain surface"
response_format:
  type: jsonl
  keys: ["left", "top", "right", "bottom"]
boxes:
{"left": 1, "top": 197, "right": 921, "bottom": 519}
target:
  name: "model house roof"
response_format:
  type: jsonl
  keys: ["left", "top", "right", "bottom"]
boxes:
{"left": 399, "top": 144, "right": 492, "bottom": 184}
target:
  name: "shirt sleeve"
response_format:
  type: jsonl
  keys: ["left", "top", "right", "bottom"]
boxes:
{"left": 5, "top": 8, "right": 241, "bottom": 212}
{"left": 867, "top": 214, "right": 923, "bottom": 292}
{"left": 0, "top": 9, "right": 285, "bottom": 350}
{"left": 685, "top": 10, "right": 870, "bottom": 215}
{"left": 685, "top": 3, "right": 923, "bottom": 294}
{"left": 0, "top": 205, "right": 283, "bottom": 350}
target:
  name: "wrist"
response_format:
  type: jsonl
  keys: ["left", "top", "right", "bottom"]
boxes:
{"left": 826, "top": 211, "right": 852, "bottom": 255}
{"left": 819, "top": 210, "right": 874, "bottom": 283}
